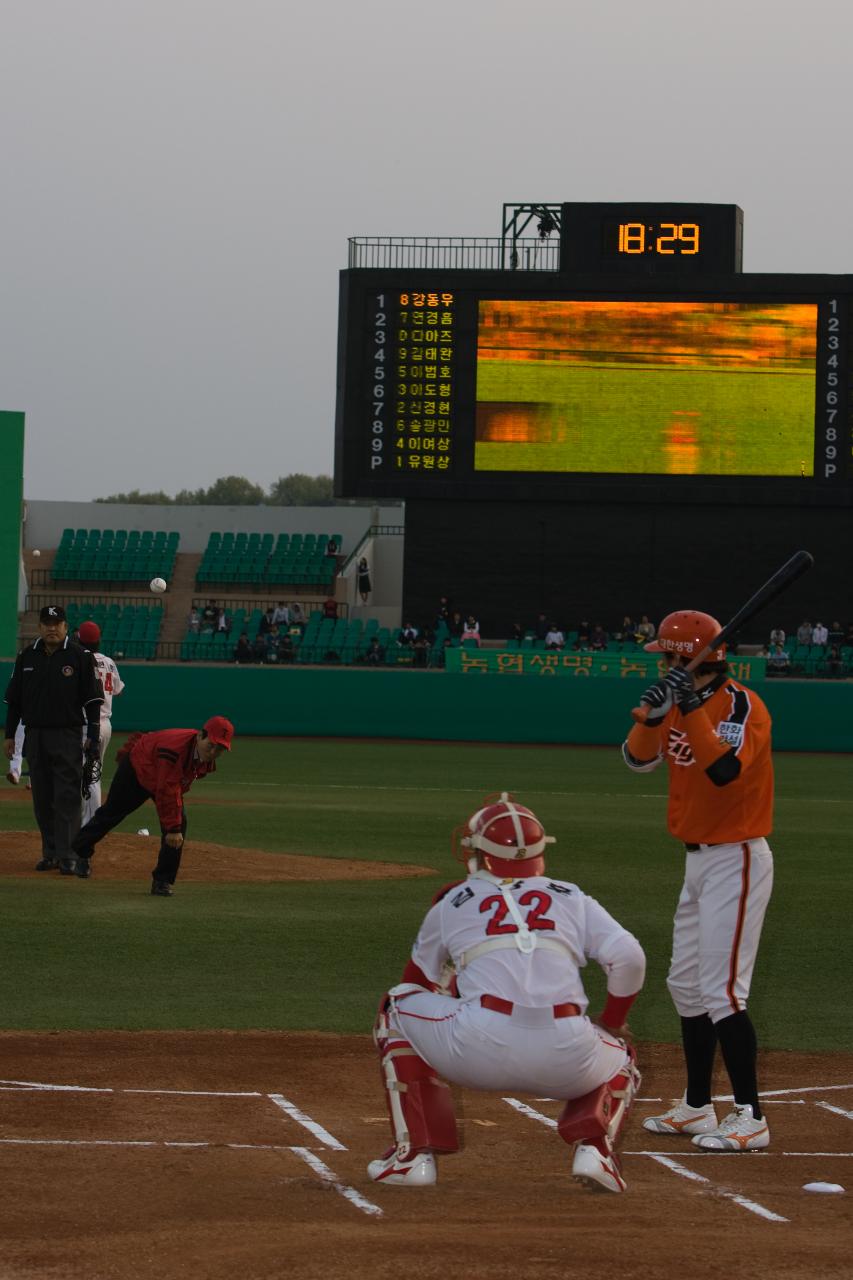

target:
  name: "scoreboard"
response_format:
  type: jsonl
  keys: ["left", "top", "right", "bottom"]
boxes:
{"left": 334, "top": 204, "right": 853, "bottom": 507}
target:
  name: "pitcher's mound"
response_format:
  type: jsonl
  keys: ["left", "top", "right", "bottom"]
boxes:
{"left": 0, "top": 830, "right": 435, "bottom": 883}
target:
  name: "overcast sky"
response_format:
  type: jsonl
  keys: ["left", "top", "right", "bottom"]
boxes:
{"left": 1, "top": 0, "right": 850, "bottom": 501}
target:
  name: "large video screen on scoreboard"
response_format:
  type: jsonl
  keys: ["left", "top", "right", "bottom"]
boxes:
{"left": 474, "top": 300, "right": 817, "bottom": 477}
{"left": 334, "top": 269, "right": 851, "bottom": 505}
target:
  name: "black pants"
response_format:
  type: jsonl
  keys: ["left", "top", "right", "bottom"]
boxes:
{"left": 25, "top": 727, "right": 83, "bottom": 862}
{"left": 72, "top": 756, "right": 187, "bottom": 884}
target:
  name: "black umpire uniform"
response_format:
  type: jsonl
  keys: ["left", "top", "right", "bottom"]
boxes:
{"left": 3, "top": 604, "right": 103, "bottom": 874}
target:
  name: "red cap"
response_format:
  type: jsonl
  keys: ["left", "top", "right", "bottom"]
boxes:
{"left": 204, "top": 715, "right": 234, "bottom": 749}
{"left": 78, "top": 621, "right": 101, "bottom": 646}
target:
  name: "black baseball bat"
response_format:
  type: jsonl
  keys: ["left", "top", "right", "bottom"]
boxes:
{"left": 632, "top": 550, "right": 815, "bottom": 723}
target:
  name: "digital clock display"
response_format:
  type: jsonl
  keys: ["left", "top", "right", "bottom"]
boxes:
{"left": 607, "top": 220, "right": 700, "bottom": 257}
{"left": 560, "top": 202, "right": 743, "bottom": 275}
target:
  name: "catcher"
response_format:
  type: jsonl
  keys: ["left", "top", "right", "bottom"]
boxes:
{"left": 369, "top": 793, "right": 645, "bottom": 1194}
{"left": 72, "top": 716, "right": 234, "bottom": 895}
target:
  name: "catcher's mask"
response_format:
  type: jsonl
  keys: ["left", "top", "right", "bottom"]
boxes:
{"left": 453, "top": 792, "right": 555, "bottom": 879}
{"left": 645, "top": 610, "right": 725, "bottom": 663}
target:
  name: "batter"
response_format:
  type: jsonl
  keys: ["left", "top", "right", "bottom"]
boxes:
{"left": 623, "top": 609, "right": 774, "bottom": 1152}
{"left": 369, "top": 794, "right": 645, "bottom": 1193}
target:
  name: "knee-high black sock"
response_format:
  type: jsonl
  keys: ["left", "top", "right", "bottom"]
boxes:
{"left": 715, "top": 1011, "right": 761, "bottom": 1118}
{"left": 681, "top": 1014, "right": 718, "bottom": 1107}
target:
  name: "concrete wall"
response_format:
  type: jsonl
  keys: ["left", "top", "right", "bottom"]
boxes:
{"left": 23, "top": 500, "right": 404, "bottom": 554}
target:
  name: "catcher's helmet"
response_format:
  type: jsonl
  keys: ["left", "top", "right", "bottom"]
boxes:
{"left": 645, "top": 610, "right": 725, "bottom": 661}
{"left": 455, "top": 792, "right": 555, "bottom": 879}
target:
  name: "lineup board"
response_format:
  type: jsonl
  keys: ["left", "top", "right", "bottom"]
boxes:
{"left": 334, "top": 206, "right": 852, "bottom": 506}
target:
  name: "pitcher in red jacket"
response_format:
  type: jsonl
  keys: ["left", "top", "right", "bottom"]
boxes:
{"left": 72, "top": 716, "right": 234, "bottom": 895}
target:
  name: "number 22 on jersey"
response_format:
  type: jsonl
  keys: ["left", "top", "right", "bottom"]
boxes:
{"left": 480, "top": 890, "right": 556, "bottom": 936}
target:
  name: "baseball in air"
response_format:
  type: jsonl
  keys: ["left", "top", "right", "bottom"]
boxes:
{"left": 150, "top": 577, "right": 167, "bottom": 594}
{"left": 32, "top": 549, "right": 41, "bottom": 557}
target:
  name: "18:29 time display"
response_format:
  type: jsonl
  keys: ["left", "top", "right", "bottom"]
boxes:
{"left": 615, "top": 222, "right": 700, "bottom": 256}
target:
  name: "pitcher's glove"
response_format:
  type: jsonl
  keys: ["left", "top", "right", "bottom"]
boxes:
{"left": 664, "top": 666, "right": 701, "bottom": 714}
{"left": 638, "top": 679, "right": 674, "bottom": 725}
{"left": 81, "top": 749, "right": 102, "bottom": 800}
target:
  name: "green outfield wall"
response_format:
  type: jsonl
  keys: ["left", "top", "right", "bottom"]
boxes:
{"left": 0, "top": 412, "right": 25, "bottom": 659}
{"left": 3, "top": 662, "right": 850, "bottom": 752}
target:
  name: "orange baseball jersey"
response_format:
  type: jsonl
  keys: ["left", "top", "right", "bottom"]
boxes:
{"left": 624, "top": 677, "right": 773, "bottom": 844}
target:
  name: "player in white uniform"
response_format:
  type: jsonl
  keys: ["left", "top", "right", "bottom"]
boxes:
{"left": 369, "top": 794, "right": 645, "bottom": 1194}
{"left": 77, "top": 622, "right": 125, "bottom": 824}
{"left": 6, "top": 720, "right": 28, "bottom": 786}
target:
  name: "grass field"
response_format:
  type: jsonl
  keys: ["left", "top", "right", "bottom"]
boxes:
{"left": 1, "top": 736, "right": 850, "bottom": 1050}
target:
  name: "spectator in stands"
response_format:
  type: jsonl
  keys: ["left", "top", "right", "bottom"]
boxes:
{"left": 461, "top": 616, "right": 481, "bottom": 647}
{"left": 769, "top": 625, "right": 786, "bottom": 648}
{"left": 574, "top": 620, "right": 592, "bottom": 650}
{"left": 365, "top": 636, "right": 385, "bottom": 665}
{"left": 258, "top": 605, "right": 276, "bottom": 635}
{"left": 413, "top": 634, "right": 431, "bottom": 667}
{"left": 264, "top": 626, "right": 281, "bottom": 663}
{"left": 289, "top": 601, "right": 306, "bottom": 630}
{"left": 756, "top": 643, "right": 771, "bottom": 658}
{"left": 233, "top": 633, "right": 253, "bottom": 664}
{"left": 635, "top": 615, "right": 655, "bottom": 642}
{"left": 544, "top": 624, "right": 565, "bottom": 650}
{"left": 278, "top": 632, "right": 295, "bottom": 663}
{"left": 766, "top": 643, "right": 791, "bottom": 676}
{"left": 272, "top": 601, "right": 290, "bottom": 627}
{"left": 217, "top": 609, "right": 231, "bottom": 636}
{"left": 201, "top": 601, "right": 219, "bottom": 634}
{"left": 357, "top": 557, "right": 372, "bottom": 604}
{"left": 796, "top": 619, "right": 813, "bottom": 647}
{"left": 188, "top": 607, "right": 201, "bottom": 634}
{"left": 613, "top": 615, "right": 636, "bottom": 642}
{"left": 399, "top": 621, "right": 419, "bottom": 647}
{"left": 509, "top": 621, "right": 525, "bottom": 647}
{"left": 448, "top": 611, "right": 465, "bottom": 642}
{"left": 323, "top": 598, "right": 338, "bottom": 620}
{"left": 828, "top": 621, "right": 844, "bottom": 645}
{"left": 436, "top": 597, "right": 452, "bottom": 628}
{"left": 590, "top": 623, "right": 608, "bottom": 651}
{"left": 325, "top": 538, "right": 340, "bottom": 557}
{"left": 252, "top": 633, "right": 267, "bottom": 663}
{"left": 533, "top": 613, "right": 549, "bottom": 643}
{"left": 826, "top": 644, "right": 845, "bottom": 677}
{"left": 812, "top": 621, "right": 828, "bottom": 646}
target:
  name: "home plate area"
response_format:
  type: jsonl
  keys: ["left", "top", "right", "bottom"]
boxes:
{"left": 0, "top": 1033, "right": 851, "bottom": 1280}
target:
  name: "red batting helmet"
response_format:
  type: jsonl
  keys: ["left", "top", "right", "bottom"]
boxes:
{"left": 78, "top": 621, "right": 101, "bottom": 647}
{"left": 455, "top": 792, "right": 555, "bottom": 879}
{"left": 645, "top": 610, "right": 725, "bottom": 661}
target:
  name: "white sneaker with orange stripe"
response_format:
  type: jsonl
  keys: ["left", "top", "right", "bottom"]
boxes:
{"left": 691, "top": 1104, "right": 770, "bottom": 1151}
{"left": 643, "top": 1093, "right": 719, "bottom": 1136}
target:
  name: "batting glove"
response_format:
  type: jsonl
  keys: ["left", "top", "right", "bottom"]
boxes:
{"left": 664, "top": 666, "right": 701, "bottom": 714}
{"left": 639, "top": 680, "right": 674, "bottom": 725}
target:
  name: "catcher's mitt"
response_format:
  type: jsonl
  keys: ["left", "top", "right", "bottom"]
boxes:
{"left": 82, "top": 750, "right": 102, "bottom": 800}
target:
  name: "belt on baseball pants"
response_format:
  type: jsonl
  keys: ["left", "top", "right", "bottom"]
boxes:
{"left": 480, "top": 994, "right": 581, "bottom": 1019}
{"left": 684, "top": 841, "right": 726, "bottom": 851}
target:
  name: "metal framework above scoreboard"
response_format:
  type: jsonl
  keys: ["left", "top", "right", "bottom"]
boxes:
{"left": 335, "top": 203, "right": 853, "bottom": 507}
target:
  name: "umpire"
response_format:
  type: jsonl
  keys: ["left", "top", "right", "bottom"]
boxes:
{"left": 4, "top": 604, "right": 103, "bottom": 874}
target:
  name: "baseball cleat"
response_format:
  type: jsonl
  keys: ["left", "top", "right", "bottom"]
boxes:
{"left": 6, "top": 769, "right": 20, "bottom": 785}
{"left": 75, "top": 857, "right": 92, "bottom": 879}
{"left": 367, "top": 1147, "right": 436, "bottom": 1186}
{"left": 59, "top": 859, "right": 78, "bottom": 876}
{"left": 643, "top": 1094, "right": 719, "bottom": 1136}
{"left": 35, "top": 858, "right": 58, "bottom": 871}
{"left": 572, "top": 1143, "right": 627, "bottom": 1193}
{"left": 151, "top": 880, "right": 173, "bottom": 897}
{"left": 692, "top": 1104, "right": 770, "bottom": 1151}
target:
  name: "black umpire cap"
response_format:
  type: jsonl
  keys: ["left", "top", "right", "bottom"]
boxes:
{"left": 39, "top": 605, "right": 67, "bottom": 623}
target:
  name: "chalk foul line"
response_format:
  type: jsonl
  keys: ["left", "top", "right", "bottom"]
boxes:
{"left": 644, "top": 1153, "right": 788, "bottom": 1223}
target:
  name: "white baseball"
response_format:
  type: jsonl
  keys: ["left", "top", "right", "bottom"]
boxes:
{"left": 32, "top": 549, "right": 41, "bottom": 557}
{"left": 150, "top": 577, "right": 167, "bottom": 593}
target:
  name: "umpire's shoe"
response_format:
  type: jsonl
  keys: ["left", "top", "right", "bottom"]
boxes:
{"left": 151, "top": 880, "right": 173, "bottom": 897}
{"left": 35, "top": 857, "right": 58, "bottom": 871}
{"left": 59, "top": 858, "right": 78, "bottom": 875}
{"left": 75, "top": 857, "right": 92, "bottom": 879}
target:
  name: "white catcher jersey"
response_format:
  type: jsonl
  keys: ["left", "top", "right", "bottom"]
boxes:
{"left": 411, "top": 872, "right": 644, "bottom": 1012}
{"left": 91, "top": 651, "right": 124, "bottom": 722}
